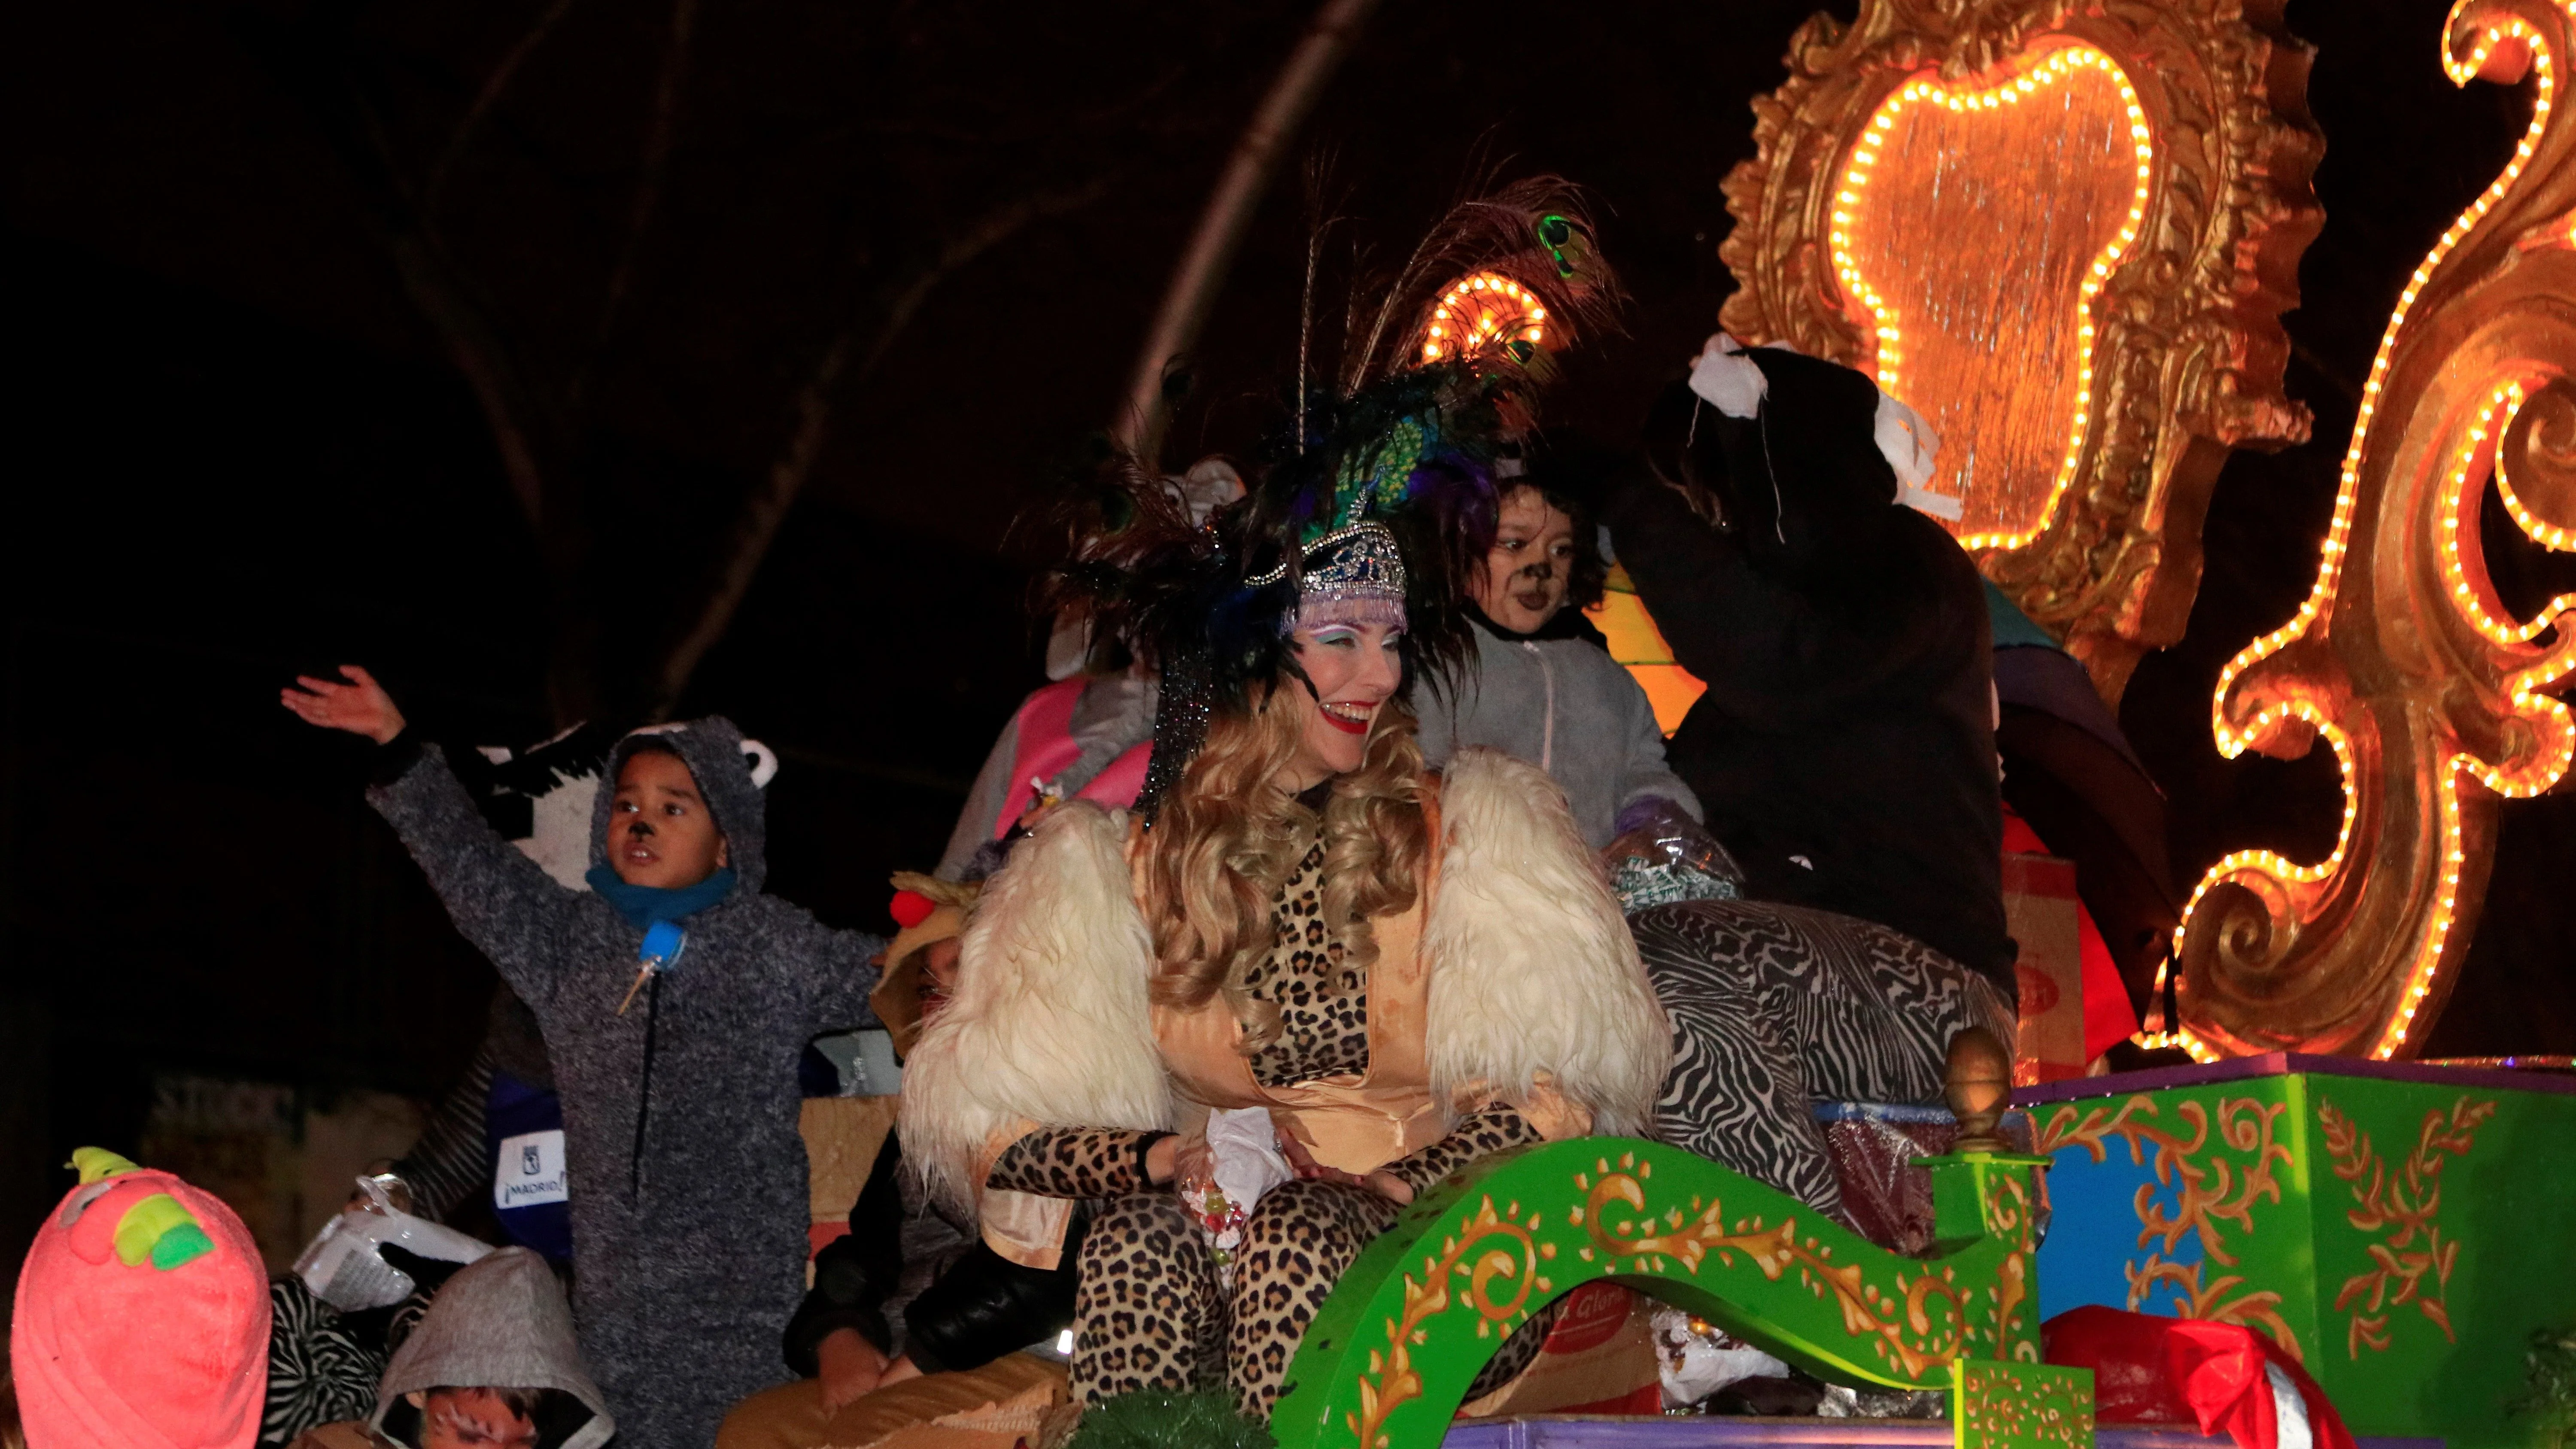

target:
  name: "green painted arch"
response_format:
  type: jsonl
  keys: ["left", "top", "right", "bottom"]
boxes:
{"left": 1269, "top": 1136, "right": 2049, "bottom": 1449}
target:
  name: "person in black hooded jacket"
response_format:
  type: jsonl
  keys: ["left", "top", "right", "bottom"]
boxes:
{"left": 1589, "top": 337, "right": 2018, "bottom": 1221}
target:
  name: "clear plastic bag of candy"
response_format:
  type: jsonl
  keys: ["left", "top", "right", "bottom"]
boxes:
{"left": 1602, "top": 797, "right": 1746, "bottom": 914}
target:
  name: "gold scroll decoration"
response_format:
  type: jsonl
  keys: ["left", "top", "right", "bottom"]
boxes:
{"left": 1719, "top": 0, "right": 2323, "bottom": 702}
{"left": 2175, "top": 0, "right": 2576, "bottom": 1060}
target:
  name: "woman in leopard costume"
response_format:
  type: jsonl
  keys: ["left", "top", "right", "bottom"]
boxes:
{"left": 901, "top": 247, "right": 1667, "bottom": 1422}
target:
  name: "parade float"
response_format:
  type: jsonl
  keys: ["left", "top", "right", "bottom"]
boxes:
{"left": 1276, "top": 1, "right": 2576, "bottom": 1444}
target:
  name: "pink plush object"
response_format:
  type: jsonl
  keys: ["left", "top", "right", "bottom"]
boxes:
{"left": 11, "top": 1159, "right": 270, "bottom": 1449}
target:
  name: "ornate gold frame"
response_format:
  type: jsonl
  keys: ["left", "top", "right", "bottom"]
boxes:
{"left": 1718, "top": 0, "right": 2324, "bottom": 701}
{"left": 2174, "top": 0, "right": 2576, "bottom": 1059}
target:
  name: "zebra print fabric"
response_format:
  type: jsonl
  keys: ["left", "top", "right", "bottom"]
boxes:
{"left": 1636, "top": 898, "right": 2016, "bottom": 1220}
{"left": 261, "top": 1278, "right": 387, "bottom": 1446}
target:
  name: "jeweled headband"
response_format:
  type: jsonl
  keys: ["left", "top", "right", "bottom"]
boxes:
{"left": 1245, "top": 520, "right": 1408, "bottom": 635}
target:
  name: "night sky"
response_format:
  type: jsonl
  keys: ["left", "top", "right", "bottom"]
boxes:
{"left": 6, "top": 0, "right": 2573, "bottom": 1277}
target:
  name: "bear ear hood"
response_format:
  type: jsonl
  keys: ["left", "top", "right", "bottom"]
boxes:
{"left": 588, "top": 716, "right": 776, "bottom": 893}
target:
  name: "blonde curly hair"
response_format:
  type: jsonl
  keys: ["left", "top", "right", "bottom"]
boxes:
{"left": 1133, "top": 676, "right": 1431, "bottom": 1049}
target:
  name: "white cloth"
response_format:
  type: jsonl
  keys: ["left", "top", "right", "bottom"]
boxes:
{"left": 1686, "top": 333, "right": 1770, "bottom": 419}
{"left": 1205, "top": 1106, "right": 1293, "bottom": 1227}
{"left": 2266, "top": 1363, "right": 2315, "bottom": 1449}
{"left": 1653, "top": 1307, "right": 1791, "bottom": 1408}
{"left": 1875, "top": 391, "right": 1958, "bottom": 520}
{"left": 1683, "top": 333, "right": 1961, "bottom": 521}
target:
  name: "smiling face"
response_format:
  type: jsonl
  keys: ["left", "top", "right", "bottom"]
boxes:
{"left": 1278, "top": 620, "right": 1405, "bottom": 791}
{"left": 608, "top": 747, "right": 729, "bottom": 889}
{"left": 1473, "top": 486, "right": 1579, "bottom": 632}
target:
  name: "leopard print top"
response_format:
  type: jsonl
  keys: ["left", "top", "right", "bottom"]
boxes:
{"left": 1241, "top": 832, "right": 1370, "bottom": 1088}
{"left": 986, "top": 819, "right": 1542, "bottom": 1203}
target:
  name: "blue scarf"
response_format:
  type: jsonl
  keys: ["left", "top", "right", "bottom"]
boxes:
{"left": 585, "top": 865, "right": 739, "bottom": 938}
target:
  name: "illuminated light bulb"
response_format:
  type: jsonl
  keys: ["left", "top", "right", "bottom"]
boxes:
{"left": 2205, "top": 14, "right": 2566, "bottom": 1047}
{"left": 1826, "top": 43, "right": 2151, "bottom": 553}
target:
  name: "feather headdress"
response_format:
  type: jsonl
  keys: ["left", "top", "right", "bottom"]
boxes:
{"left": 1039, "top": 180, "right": 1619, "bottom": 819}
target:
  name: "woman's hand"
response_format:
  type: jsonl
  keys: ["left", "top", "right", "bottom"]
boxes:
{"left": 1167, "top": 1131, "right": 1212, "bottom": 1189}
{"left": 815, "top": 1328, "right": 889, "bottom": 1412}
{"left": 1279, "top": 1131, "right": 1413, "bottom": 1204}
{"left": 281, "top": 665, "right": 407, "bottom": 744}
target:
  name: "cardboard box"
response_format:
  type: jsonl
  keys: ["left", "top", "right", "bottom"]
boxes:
{"left": 2003, "top": 851, "right": 2086, "bottom": 1085}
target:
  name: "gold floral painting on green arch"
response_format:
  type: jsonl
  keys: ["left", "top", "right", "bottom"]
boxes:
{"left": 1343, "top": 1146, "right": 2046, "bottom": 1448}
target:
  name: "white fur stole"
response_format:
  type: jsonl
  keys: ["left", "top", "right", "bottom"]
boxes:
{"left": 898, "top": 802, "right": 1173, "bottom": 1213}
{"left": 1424, "top": 747, "right": 1671, "bottom": 1135}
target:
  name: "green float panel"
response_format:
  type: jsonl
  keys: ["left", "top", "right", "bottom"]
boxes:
{"left": 1273, "top": 1137, "right": 2088, "bottom": 1449}
{"left": 2030, "top": 1056, "right": 2576, "bottom": 1449}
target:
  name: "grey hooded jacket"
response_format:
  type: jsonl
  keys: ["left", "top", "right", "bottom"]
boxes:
{"left": 1414, "top": 619, "right": 1702, "bottom": 849}
{"left": 368, "top": 718, "right": 884, "bottom": 1449}
{"left": 371, "top": 1248, "right": 612, "bottom": 1449}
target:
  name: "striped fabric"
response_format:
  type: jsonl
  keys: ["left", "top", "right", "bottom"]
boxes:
{"left": 1637, "top": 898, "right": 2015, "bottom": 1220}
{"left": 260, "top": 1279, "right": 386, "bottom": 1447}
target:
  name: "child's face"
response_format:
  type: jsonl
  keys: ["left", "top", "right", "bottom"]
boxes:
{"left": 1474, "top": 487, "right": 1577, "bottom": 633}
{"left": 608, "top": 749, "right": 729, "bottom": 889}
{"left": 412, "top": 1388, "right": 538, "bottom": 1449}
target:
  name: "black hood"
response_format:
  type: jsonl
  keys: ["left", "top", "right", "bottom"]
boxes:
{"left": 1643, "top": 346, "right": 1923, "bottom": 602}
{"left": 587, "top": 716, "right": 772, "bottom": 893}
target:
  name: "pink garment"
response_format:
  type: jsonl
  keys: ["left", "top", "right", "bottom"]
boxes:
{"left": 12, "top": 1166, "right": 270, "bottom": 1449}
{"left": 990, "top": 677, "right": 1151, "bottom": 837}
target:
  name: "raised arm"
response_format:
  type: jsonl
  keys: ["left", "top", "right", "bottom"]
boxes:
{"left": 1600, "top": 481, "right": 1841, "bottom": 720}
{"left": 284, "top": 666, "right": 577, "bottom": 1002}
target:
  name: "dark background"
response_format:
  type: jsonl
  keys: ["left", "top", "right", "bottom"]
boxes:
{"left": 6, "top": 0, "right": 2572, "bottom": 1287}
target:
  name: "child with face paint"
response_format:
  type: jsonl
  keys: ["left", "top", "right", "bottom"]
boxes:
{"left": 284, "top": 669, "right": 887, "bottom": 1449}
{"left": 1411, "top": 454, "right": 1702, "bottom": 850}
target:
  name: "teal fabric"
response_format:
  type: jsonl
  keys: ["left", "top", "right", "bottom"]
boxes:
{"left": 583, "top": 864, "right": 738, "bottom": 933}
{"left": 1984, "top": 579, "right": 2064, "bottom": 652}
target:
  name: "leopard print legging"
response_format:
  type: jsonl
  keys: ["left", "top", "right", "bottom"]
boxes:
{"left": 1073, "top": 1179, "right": 1554, "bottom": 1419}
{"left": 993, "top": 1118, "right": 1552, "bottom": 1419}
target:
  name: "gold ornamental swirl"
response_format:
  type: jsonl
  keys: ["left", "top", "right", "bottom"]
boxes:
{"left": 2176, "top": 0, "right": 2576, "bottom": 1060}
{"left": 1578, "top": 1170, "right": 2006, "bottom": 1376}
{"left": 2320, "top": 1094, "right": 2494, "bottom": 1356}
{"left": 1717, "top": 0, "right": 2321, "bottom": 699}
{"left": 1346, "top": 1196, "right": 1551, "bottom": 1449}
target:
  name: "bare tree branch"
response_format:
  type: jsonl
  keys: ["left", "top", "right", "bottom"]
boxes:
{"left": 644, "top": 176, "right": 1114, "bottom": 716}
{"left": 571, "top": 0, "right": 698, "bottom": 418}
{"left": 427, "top": 0, "right": 583, "bottom": 216}
{"left": 1112, "top": 0, "right": 1384, "bottom": 466}
{"left": 386, "top": 234, "right": 552, "bottom": 530}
